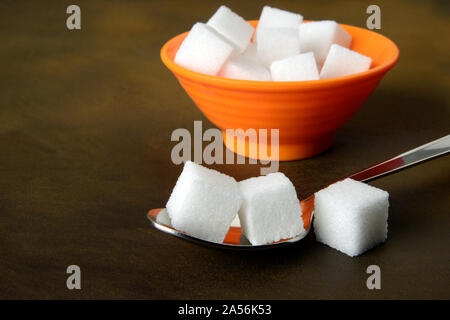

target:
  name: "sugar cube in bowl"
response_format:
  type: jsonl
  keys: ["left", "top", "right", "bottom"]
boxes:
{"left": 255, "top": 6, "right": 303, "bottom": 38}
{"left": 219, "top": 55, "right": 271, "bottom": 81}
{"left": 298, "top": 20, "right": 352, "bottom": 68}
{"left": 174, "top": 22, "right": 234, "bottom": 76}
{"left": 320, "top": 44, "right": 372, "bottom": 79}
{"left": 270, "top": 52, "right": 319, "bottom": 81}
{"left": 256, "top": 27, "right": 301, "bottom": 67}
{"left": 207, "top": 5, "right": 254, "bottom": 54}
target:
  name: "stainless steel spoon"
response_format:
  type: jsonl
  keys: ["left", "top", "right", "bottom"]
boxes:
{"left": 147, "top": 134, "right": 450, "bottom": 250}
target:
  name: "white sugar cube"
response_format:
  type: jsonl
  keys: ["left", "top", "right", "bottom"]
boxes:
{"left": 298, "top": 20, "right": 352, "bottom": 68}
{"left": 241, "top": 42, "right": 266, "bottom": 66}
{"left": 270, "top": 52, "right": 319, "bottom": 81}
{"left": 166, "top": 161, "right": 243, "bottom": 243}
{"left": 313, "top": 178, "right": 389, "bottom": 257}
{"left": 219, "top": 55, "right": 271, "bottom": 81}
{"left": 207, "top": 5, "right": 254, "bottom": 53}
{"left": 256, "top": 6, "right": 303, "bottom": 38}
{"left": 174, "top": 23, "right": 234, "bottom": 76}
{"left": 242, "top": 42, "right": 259, "bottom": 61}
{"left": 156, "top": 209, "right": 172, "bottom": 227}
{"left": 238, "top": 173, "right": 305, "bottom": 245}
{"left": 320, "top": 44, "right": 372, "bottom": 79}
{"left": 256, "top": 27, "right": 300, "bottom": 67}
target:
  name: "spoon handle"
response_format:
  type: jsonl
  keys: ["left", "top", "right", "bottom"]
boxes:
{"left": 348, "top": 134, "right": 450, "bottom": 183}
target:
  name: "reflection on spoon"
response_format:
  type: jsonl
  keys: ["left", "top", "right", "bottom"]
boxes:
{"left": 147, "top": 205, "right": 312, "bottom": 250}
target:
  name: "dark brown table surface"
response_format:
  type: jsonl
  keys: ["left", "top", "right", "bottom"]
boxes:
{"left": 0, "top": 0, "right": 449, "bottom": 299}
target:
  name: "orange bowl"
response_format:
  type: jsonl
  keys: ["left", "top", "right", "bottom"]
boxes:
{"left": 161, "top": 21, "right": 399, "bottom": 161}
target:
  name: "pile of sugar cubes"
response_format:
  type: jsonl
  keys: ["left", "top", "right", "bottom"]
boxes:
{"left": 174, "top": 5, "right": 372, "bottom": 81}
{"left": 164, "top": 161, "right": 390, "bottom": 257}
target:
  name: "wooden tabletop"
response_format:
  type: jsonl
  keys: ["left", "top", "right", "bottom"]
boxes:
{"left": 0, "top": 0, "right": 449, "bottom": 299}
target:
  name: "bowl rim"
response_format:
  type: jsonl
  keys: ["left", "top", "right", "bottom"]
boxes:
{"left": 161, "top": 20, "right": 400, "bottom": 91}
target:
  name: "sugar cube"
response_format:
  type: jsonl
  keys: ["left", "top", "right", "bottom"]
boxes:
{"left": 313, "top": 178, "right": 389, "bottom": 257}
{"left": 320, "top": 44, "right": 372, "bottom": 79}
{"left": 298, "top": 20, "right": 352, "bottom": 68}
{"left": 238, "top": 172, "right": 305, "bottom": 245}
{"left": 256, "top": 27, "right": 300, "bottom": 67}
{"left": 166, "top": 161, "right": 242, "bottom": 243}
{"left": 241, "top": 42, "right": 259, "bottom": 60}
{"left": 156, "top": 208, "right": 172, "bottom": 227}
{"left": 174, "top": 22, "right": 234, "bottom": 76}
{"left": 219, "top": 55, "right": 271, "bottom": 81}
{"left": 207, "top": 5, "right": 254, "bottom": 53}
{"left": 256, "top": 6, "right": 303, "bottom": 38}
{"left": 270, "top": 52, "right": 319, "bottom": 81}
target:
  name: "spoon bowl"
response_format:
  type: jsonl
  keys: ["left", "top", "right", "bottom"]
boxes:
{"left": 147, "top": 197, "right": 313, "bottom": 250}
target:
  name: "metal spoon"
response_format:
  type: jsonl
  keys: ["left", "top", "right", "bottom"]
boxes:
{"left": 147, "top": 134, "right": 450, "bottom": 250}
